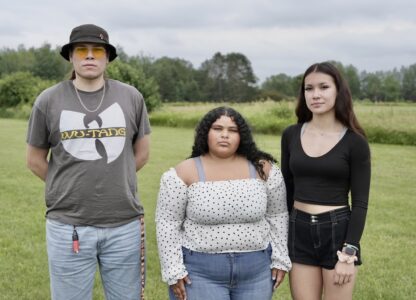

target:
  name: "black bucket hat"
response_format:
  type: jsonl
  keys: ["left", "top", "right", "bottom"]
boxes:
{"left": 60, "top": 24, "right": 118, "bottom": 61}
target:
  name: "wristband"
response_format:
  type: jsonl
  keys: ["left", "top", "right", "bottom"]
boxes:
{"left": 342, "top": 243, "right": 358, "bottom": 256}
{"left": 337, "top": 251, "right": 357, "bottom": 264}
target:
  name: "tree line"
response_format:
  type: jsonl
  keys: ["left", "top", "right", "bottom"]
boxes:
{"left": 1, "top": 43, "right": 415, "bottom": 114}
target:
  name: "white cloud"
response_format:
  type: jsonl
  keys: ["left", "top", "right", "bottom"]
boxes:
{"left": 0, "top": 0, "right": 415, "bottom": 81}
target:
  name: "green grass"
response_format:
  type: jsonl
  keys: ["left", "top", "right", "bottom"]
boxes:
{"left": 150, "top": 101, "right": 416, "bottom": 145}
{"left": 0, "top": 118, "right": 415, "bottom": 299}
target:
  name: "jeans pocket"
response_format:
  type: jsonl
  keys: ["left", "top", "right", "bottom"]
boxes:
{"left": 331, "top": 218, "right": 349, "bottom": 255}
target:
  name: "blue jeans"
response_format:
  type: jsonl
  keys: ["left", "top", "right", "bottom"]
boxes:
{"left": 46, "top": 218, "right": 144, "bottom": 300}
{"left": 169, "top": 246, "right": 274, "bottom": 300}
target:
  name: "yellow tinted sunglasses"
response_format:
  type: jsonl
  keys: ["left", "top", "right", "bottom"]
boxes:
{"left": 73, "top": 46, "right": 107, "bottom": 60}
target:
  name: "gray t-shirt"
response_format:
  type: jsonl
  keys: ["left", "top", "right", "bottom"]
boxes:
{"left": 27, "top": 79, "right": 151, "bottom": 227}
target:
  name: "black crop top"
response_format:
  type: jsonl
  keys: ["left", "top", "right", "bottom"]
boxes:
{"left": 281, "top": 123, "right": 371, "bottom": 246}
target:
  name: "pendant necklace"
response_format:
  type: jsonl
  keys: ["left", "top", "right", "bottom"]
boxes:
{"left": 73, "top": 81, "right": 106, "bottom": 113}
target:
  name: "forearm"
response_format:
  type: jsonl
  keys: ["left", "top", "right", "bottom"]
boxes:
{"left": 27, "top": 159, "right": 48, "bottom": 181}
{"left": 134, "top": 134, "right": 150, "bottom": 171}
{"left": 26, "top": 145, "right": 49, "bottom": 181}
{"left": 135, "top": 152, "right": 149, "bottom": 171}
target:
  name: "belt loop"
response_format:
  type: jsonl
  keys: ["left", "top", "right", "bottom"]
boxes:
{"left": 291, "top": 208, "right": 298, "bottom": 221}
{"left": 330, "top": 210, "right": 337, "bottom": 224}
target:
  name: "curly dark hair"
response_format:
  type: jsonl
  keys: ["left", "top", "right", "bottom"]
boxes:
{"left": 190, "top": 106, "right": 276, "bottom": 180}
{"left": 295, "top": 62, "right": 366, "bottom": 138}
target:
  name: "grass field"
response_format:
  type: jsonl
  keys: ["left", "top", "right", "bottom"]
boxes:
{"left": 150, "top": 101, "right": 416, "bottom": 145}
{"left": 0, "top": 118, "right": 415, "bottom": 299}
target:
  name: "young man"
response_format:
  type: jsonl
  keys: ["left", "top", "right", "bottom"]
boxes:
{"left": 26, "top": 24, "right": 151, "bottom": 300}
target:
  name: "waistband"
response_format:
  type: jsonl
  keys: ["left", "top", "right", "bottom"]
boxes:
{"left": 290, "top": 206, "right": 350, "bottom": 224}
{"left": 182, "top": 244, "right": 272, "bottom": 256}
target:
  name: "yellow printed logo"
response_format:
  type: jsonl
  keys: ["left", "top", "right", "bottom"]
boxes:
{"left": 61, "top": 127, "right": 126, "bottom": 140}
{"left": 59, "top": 103, "right": 126, "bottom": 163}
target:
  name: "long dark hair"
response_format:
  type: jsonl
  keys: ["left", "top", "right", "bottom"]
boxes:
{"left": 295, "top": 62, "right": 366, "bottom": 137}
{"left": 190, "top": 106, "right": 276, "bottom": 180}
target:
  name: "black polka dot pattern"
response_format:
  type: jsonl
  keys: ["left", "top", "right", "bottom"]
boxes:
{"left": 155, "top": 165, "right": 292, "bottom": 284}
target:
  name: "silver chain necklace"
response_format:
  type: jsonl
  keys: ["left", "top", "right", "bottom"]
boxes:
{"left": 73, "top": 82, "right": 106, "bottom": 113}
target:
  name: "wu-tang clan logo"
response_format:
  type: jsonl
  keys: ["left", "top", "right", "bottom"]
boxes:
{"left": 59, "top": 103, "right": 126, "bottom": 163}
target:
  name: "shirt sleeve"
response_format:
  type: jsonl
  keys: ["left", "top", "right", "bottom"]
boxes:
{"left": 155, "top": 169, "right": 189, "bottom": 284}
{"left": 281, "top": 127, "right": 294, "bottom": 211}
{"left": 265, "top": 164, "right": 292, "bottom": 271}
{"left": 346, "top": 135, "right": 371, "bottom": 246}
{"left": 134, "top": 91, "right": 151, "bottom": 139}
{"left": 26, "top": 99, "right": 50, "bottom": 149}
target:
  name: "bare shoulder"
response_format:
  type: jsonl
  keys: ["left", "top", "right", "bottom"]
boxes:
{"left": 259, "top": 159, "right": 273, "bottom": 179}
{"left": 175, "top": 158, "right": 198, "bottom": 186}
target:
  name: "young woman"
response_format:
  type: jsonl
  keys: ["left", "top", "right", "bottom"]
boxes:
{"left": 156, "top": 107, "right": 291, "bottom": 300}
{"left": 281, "top": 62, "right": 371, "bottom": 300}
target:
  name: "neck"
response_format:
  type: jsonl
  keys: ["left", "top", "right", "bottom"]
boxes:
{"left": 205, "top": 152, "right": 238, "bottom": 162}
{"left": 73, "top": 76, "right": 105, "bottom": 92}
{"left": 309, "top": 113, "right": 342, "bottom": 132}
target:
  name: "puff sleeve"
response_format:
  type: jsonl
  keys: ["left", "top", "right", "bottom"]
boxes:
{"left": 155, "top": 169, "right": 189, "bottom": 284}
{"left": 265, "top": 165, "right": 292, "bottom": 271}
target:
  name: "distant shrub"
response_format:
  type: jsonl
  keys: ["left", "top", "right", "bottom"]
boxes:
{"left": 257, "top": 90, "right": 285, "bottom": 101}
{"left": 0, "top": 72, "right": 54, "bottom": 108}
{"left": 150, "top": 112, "right": 202, "bottom": 128}
{"left": 366, "top": 127, "right": 416, "bottom": 146}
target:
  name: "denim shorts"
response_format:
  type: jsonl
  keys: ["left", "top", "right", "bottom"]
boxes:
{"left": 169, "top": 245, "right": 275, "bottom": 300}
{"left": 288, "top": 206, "right": 361, "bottom": 269}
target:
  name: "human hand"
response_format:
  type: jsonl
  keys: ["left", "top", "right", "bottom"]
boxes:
{"left": 170, "top": 276, "right": 191, "bottom": 300}
{"left": 333, "top": 260, "right": 356, "bottom": 285}
{"left": 271, "top": 268, "right": 286, "bottom": 291}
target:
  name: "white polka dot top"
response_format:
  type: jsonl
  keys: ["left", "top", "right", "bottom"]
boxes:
{"left": 156, "top": 159, "right": 292, "bottom": 284}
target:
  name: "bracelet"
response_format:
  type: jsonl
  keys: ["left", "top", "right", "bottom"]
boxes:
{"left": 343, "top": 243, "right": 359, "bottom": 251}
{"left": 337, "top": 251, "right": 358, "bottom": 264}
{"left": 344, "top": 243, "right": 359, "bottom": 251}
{"left": 342, "top": 243, "right": 359, "bottom": 256}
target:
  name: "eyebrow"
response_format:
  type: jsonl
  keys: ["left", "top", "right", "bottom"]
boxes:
{"left": 211, "top": 124, "right": 238, "bottom": 129}
{"left": 305, "top": 82, "right": 331, "bottom": 86}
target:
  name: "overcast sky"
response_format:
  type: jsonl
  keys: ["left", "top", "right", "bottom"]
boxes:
{"left": 1, "top": 0, "right": 415, "bottom": 82}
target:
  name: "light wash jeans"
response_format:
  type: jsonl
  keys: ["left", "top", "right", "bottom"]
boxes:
{"left": 169, "top": 245, "right": 275, "bottom": 300}
{"left": 46, "top": 218, "right": 144, "bottom": 300}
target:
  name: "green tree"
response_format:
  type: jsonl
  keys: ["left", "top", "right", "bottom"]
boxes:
{"left": 30, "top": 43, "right": 71, "bottom": 81}
{"left": 402, "top": 64, "right": 416, "bottom": 101}
{"left": 0, "top": 72, "right": 53, "bottom": 108}
{"left": 0, "top": 45, "right": 35, "bottom": 77}
{"left": 328, "top": 61, "right": 361, "bottom": 98}
{"left": 199, "top": 52, "right": 226, "bottom": 101}
{"left": 344, "top": 65, "right": 361, "bottom": 99}
{"left": 291, "top": 74, "right": 303, "bottom": 98}
{"left": 106, "top": 60, "right": 161, "bottom": 112}
{"left": 382, "top": 74, "right": 401, "bottom": 101}
{"left": 128, "top": 53, "right": 156, "bottom": 79}
{"left": 150, "top": 57, "right": 201, "bottom": 102}
{"left": 361, "top": 73, "right": 383, "bottom": 101}
{"left": 199, "top": 52, "right": 258, "bottom": 102}
{"left": 261, "top": 73, "right": 295, "bottom": 100}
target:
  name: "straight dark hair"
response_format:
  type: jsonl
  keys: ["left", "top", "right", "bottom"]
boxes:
{"left": 295, "top": 62, "right": 366, "bottom": 138}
